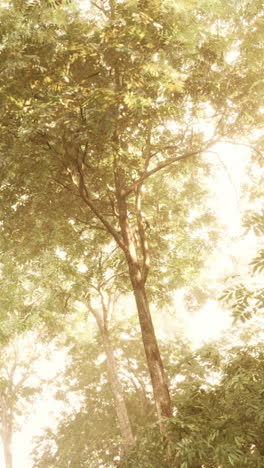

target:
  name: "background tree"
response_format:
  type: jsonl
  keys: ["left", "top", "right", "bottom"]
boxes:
{"left": 0, "top": 333, "right": 48, "bottom": 468}
{"left": 31, "top": 325, "right": 160, "bottom": 467}
{"left": 82, "top": 248, "right": 136, "bottom": 454}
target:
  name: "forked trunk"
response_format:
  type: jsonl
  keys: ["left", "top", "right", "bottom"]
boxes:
{"left": 116, "top": 179, "right": 173, "bottom": 426}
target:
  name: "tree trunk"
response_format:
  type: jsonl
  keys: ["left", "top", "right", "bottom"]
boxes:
{"left": 91, "top": 307, "right": 134, "bottom": 454}
{"left": 1, "top": 420, "right": 13, "bottom": 468}
{"left": 3, "top": 435, "right": 12, "bottom": 468}
{"left": 1, "top": 396, "right": 13, "bottom": 468}
{"left": 116, "top": 186, "right": 173, "bottom": 426}
{"left": 129, "top": 269, "right": 173, "bottom": 423}
{"left": 102, "top": 328, "right": 135, "bottom": 452}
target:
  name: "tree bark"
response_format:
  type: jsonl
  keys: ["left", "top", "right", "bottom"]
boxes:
{"left": 102, "top": 327, "right": 135, "bottom": 452}
{"left": 2, "top": 434, "right": 12, "bottom": 468}
{"left": 128, "top": 266, "right": 173, "bottom": 423}
{"left": 115, "top": 183, "right": 173, "bottom": 425}
{"left": 1, "top": 398, "right": 13, "bottom": 468}
{"left": 90, "top": 305, "right": 134, "bottom": 454}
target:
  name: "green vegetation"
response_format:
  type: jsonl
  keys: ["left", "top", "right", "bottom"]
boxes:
{"left": 0, "top": 0, "right": 263, "bottom": 467}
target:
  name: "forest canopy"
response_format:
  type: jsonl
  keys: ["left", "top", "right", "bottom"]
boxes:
{"left": 0, "top": 0, "right": 263, "bottom": 467}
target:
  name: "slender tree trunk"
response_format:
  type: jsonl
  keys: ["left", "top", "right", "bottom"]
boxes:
{"left": 91, "top": 307, "right": 134, "bottom": 453}
{"left": 116, "top": 185, "right": 173, "bottom": 425}
{"left": 102, "top": 328, "right": 135, "bottom": 452}
{"left": 2, "top": 434, "right": 12, "bottom": 468}
{"left": 128, "top": 266, "right": 173, "bottom": 423}
{"left": 1, "top": 403, "right": 13, "bottom": 468}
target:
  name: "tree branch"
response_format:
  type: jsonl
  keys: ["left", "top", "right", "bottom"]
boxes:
{"left": 219, "top": 140, "right": 262, "bottom": 158}
{"left": 123, "top": 136, "right": 220, "bottom": 198}
{"left": 123, "top": 148, "right": 202, "bottom": 198}
{"left": 74, "top": 161, "right": 126, "bottom": 251}
{"left": 86, "top": 295, "right": 104, "bottom": 332}
{"left": 136, "top": 185, "right": 150, "bottom": 285}
{"left": 91, "top": 1, "right": 109, "bottom": 17}
{"left": 143, "top": 124, "right": 152, "bottom": 171}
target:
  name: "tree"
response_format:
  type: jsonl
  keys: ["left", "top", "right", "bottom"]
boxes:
{"left": 32, "top": 324, "right": 155, "bottom": 467}
{"left": 84, "top": 252, "right": 135, "bottom": 454}
{"left": 0, "top": 0, "right": 263, "bottom": 430}
{"left": 0, "top": 170, "right": 218, "bottom": 459}
{"left": 0, "top": 333, "right": 46, "bottom": 468}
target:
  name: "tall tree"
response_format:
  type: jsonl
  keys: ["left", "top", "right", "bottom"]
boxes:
{"left": 83, "top": 250, "right": 135, "bottom": 453}
{"left": 0, "top": 0, "right": 263, "bottom": 428}
{"left": 32, "top": 324, "right": 157, "bottom": 467}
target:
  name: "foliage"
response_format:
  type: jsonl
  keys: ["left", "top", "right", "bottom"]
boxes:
{"left": 0, "top": 331, "right": 50, "bottom": 468}
{"left": 0, "top": 0, "right": 263, "bottom": 464}
{"left": 31, "top": 325, "right": 264, "bottom": 468}
{"left": 0, "top": 0, "right": 262, "bottom": 262}
{"left": 0, "top": 0, "right": 261, "bottom": 354}
{"left": 31, "top": 326, "right": 155, "bottom": 467}
{"left": 220, "top": 210, "right": 264, "bottom": 322}
{"left": 126, "top": 340, "right": 264, "bottom": 468}
{"left": 0, "top": 0, "right": 229, "bottom": 337}
{"left": 0, "top": 0, "right": 261, "bottom": 334}
{"left": 0, "top": 247, "right": 84, "bottom": 344}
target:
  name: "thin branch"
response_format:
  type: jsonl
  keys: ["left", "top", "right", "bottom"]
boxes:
{"left": 91, "top": 1, "right": 109, "bottom": 16}
{"left": 86, "top": 295, "right": 104, "bottom": 332}
{"left": 219, "top": 140, "right": 262, "bottom": 158}
{"left": 123, "top": 148, "right": 202, "bottom": 198}
{"left": 52, "top": 177, "right": 77, "bottom": 194}
{"left": 123, "top": 136, "right": 220, "bottom": 198}
{"left": 80, "top": 191, "right": 123, "bottom": 248}
{"left": 101, "top": 245, "right": 119, "bottom": 267}
{"left": 86, "top": 223, "right": 108, "bottom": 231}
{"left": 73, "top": 217, "right": 108, "bottom": 232}
{"left": 101, "top": 270, "right": 128, "bottom": 288}
{"left": 99, "top": 289, "right": 109, "bottom": 328}
{"left": 74, "top": 161, "right": 126, "bottom": 251}
{"left": 136, "top": 185, "right": 150, "bottom": 285}
{"left": 122, "top": 110, "right": 229, "bottom": 198}
{"left": 206, "top": 150, "right": 239, "bottom": 208}
{"left": 107, "top": 190, "right": 119, "bottom": 218}
{"left": 143, "top": 124, "right": 152, "bottom": 171}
